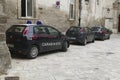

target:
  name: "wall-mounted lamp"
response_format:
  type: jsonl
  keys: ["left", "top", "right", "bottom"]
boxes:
{"left": 107, "top": 8, "right": 110, "bottom": 13}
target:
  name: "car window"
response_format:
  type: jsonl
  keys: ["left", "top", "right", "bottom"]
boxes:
{"left": 69, "top": 27, "right": 81, "bottom": 32}
{"left": 47, "top": 27, "right": 59, "bottom": 36}
{"left": 7, "top": 25, "right": 25, "bottom": 33}
{"left": 34, "top": 27, "right": 47, "bottom": 34}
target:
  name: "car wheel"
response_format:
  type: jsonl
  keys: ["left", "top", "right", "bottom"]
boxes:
{"left": 82, "top": 38, "right": 87, "bottom": 45}
{"left": 101, "top": 36, "right": 105, "bottom": 41}
{"left": 62, "top": 41, "right": 68, "bottom": 52}
{"left": 92, "top": 37, "right": 95, "bottom": 43}
{"left": 107, "top": 35, "right": 110, "bottom": 39}
{"left": 27, "top": 46, "right": 38, "bottom": 59}
{"left": 9, "top": 50, "right": 14, "bottom": 54}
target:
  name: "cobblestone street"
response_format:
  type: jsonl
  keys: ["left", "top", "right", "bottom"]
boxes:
{"left": 0, "top": 34, "right": 120, "bottom": 80}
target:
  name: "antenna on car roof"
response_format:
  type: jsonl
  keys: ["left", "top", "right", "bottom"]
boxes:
{"left": 36, "top": 20, "right": 42, "bottom": 25}
{"left": 26, "top": 20, "right": 32, "bottom": 24}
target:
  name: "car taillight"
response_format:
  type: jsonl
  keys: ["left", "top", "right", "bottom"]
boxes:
{"left": 23, "top": 27, "right": 30, "bottom": 36}
{"left": 100, "top": 30, "right": 105, "bottom": 34}
{"left": 80, "top": 28, "right": 85, "bottom": 33}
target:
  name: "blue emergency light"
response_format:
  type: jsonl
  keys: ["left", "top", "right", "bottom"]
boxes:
{"left": 36, "top": 20, "right": 42, "bottom": 25}
{"left": 27, "top": 20, "right": 32, "bottom": 24}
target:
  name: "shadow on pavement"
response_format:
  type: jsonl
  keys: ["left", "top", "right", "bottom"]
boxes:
{"left": 10, "top": 50, "right": 61, "bottom": 60}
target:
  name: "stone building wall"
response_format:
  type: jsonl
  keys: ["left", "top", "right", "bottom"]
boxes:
{"left": 37, "top": 0, "right": 79, "bottom": 32}
{"left": 80, "top": 0, "right": 120, "bottom": 33}
{"left": 0, "top": 0, "right": 79, "bottom": 74}
{"left": 2, "top": 0, "right": 79, "bottom": 32}
{"left": 0, "top": 0, "right": 11, "bottom": 75}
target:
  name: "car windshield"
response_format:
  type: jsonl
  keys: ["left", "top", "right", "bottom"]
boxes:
{"left": 7, "top": 25, "right": 25, "bottom": 33}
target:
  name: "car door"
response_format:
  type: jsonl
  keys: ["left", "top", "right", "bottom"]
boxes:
{"left": 34, "top": 26, "right": 51, "bottom": 52}
{"left": 47, "top": 26, "right": 63, "bottom": 50}
{"left": 46, "top": 26, "right": 63, "bottom": 51}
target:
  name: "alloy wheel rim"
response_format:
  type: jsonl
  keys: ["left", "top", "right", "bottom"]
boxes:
{"left": 31, "top": 47, "right": 38, "bottom": 57}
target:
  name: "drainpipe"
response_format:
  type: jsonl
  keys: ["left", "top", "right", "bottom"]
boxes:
{"left": 78, "top": 0, "right": 82, "bottom": 27}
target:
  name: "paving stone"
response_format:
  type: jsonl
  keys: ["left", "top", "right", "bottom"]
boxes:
{"left": 0, "top": 34, "right": 120, "bottom": 80}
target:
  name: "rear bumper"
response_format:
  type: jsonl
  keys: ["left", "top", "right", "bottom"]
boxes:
{"left": 8, "top": 47, "right": 30, "bottom": 55}
{"left": 95, "top": 34, "right": 104, "bottom": 39}
{"left": 67, "top": 37, "right": 85, "bottom": 43}
{"left": 6, "top": 42, "right": 32, "bottom": 55}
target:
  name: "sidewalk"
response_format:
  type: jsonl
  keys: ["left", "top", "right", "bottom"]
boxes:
{"left": 0, "top": 34, "right": 120, "bottom": 80}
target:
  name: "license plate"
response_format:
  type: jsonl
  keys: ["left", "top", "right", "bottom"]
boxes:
{"left": 7, "top": 44, "right": 14, "bottom": 48}
{"left": 68, "top": 37, "right": 76, "bottom": 40}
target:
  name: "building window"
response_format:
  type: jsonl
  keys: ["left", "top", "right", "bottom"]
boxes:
{"left": 69, "top": 0, "right": 75, "bottom": 19}
{"left": 21, "top": 0, "right": 33, "bottom": 17}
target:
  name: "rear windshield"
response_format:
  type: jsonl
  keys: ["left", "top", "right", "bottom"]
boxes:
{"left": 68, "top": 27, "right": 81, "bottom": 32}
{"left": 7, "top": 25, "right": 26, "bottom": 33}
{"left": 91, "top": 27, "right": 101, "bottom": 31}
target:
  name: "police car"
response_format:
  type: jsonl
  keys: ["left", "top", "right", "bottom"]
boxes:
{"left": 6, "top": 24, "right": 69, "bottom": 59}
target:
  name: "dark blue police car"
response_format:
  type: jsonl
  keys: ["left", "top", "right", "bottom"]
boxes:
{"left": 6, "top": 24, "right": 69, "bottom": 59}
{"left": 66, "top": 26, "right": 95, "bottom": 45}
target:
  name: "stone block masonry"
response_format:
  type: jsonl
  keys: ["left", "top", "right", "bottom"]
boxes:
{"left": 0, "top": 42, "right": 11, "bottom": 75}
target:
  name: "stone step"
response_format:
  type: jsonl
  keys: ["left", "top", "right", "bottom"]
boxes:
{"left": 0, "top": 33, "right": 6, "bottom": 41}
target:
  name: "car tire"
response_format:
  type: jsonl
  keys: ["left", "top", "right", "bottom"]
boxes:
{"left": 92, "top": 37, "right": 95, "bottom": 43}
{"left": 27, "top": 46, "right": 38, "bottom": 59}
{"left": 62, "top": 41, "right": 68, "bottom": 52}
{"left": 9, "top": 50, "right": 14, "bottom": 54}
{"left": 101, "top": 36, "right": 105, "bottom": 41}
{"left": 107, "top": 35, "right": 110, "bottom": 39}
{"left": 82, "top": 38, "right": 87, "bottom": 45}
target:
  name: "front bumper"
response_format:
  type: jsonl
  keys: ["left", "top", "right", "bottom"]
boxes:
{"left": 95, "top": 34, "right": 104, "bottom": 39}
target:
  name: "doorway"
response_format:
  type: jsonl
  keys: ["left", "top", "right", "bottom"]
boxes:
{"left": 118, "top": 15, "right": 120, "bottom": 32}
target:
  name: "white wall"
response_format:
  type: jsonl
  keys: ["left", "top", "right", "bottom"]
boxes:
{"left": 81, "top": 0, "right": 116, "bottom": 27}
{"left": 38, "top": 0, "right": 70, "bottom": 13}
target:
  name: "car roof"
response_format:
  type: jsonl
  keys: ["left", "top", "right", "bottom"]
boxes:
{"left": 12, "top": 24, "right": 51, "bottom": 27}
{"left": 12, "top": 24, "right": 36, "bottom": 26}
{"left": 70, "top": 26, "right": 87, "bottom": 28}
{"left": 92, "top": 26, "right": 104, "bottom": 28}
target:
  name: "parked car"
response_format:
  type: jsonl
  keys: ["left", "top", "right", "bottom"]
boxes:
{"left": 66, "top": 26, "right": 95, "bottom": 45}
{"left": 91, "top": 26, "right": 112, "bottom": 40}
{"left": 6, "top": 24, "right": 69, "bottom": 59}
